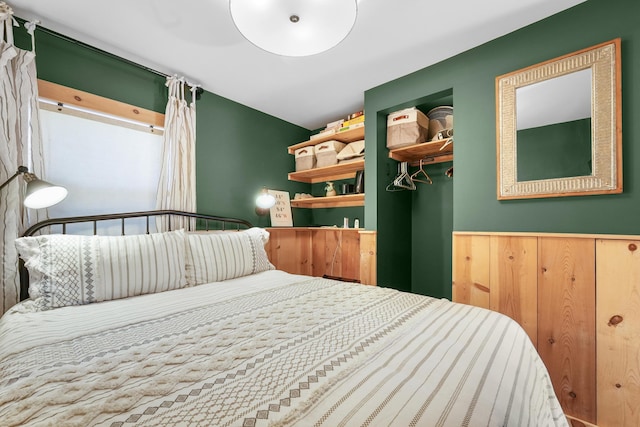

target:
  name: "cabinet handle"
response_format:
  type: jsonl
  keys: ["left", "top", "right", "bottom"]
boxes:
{"left": 569, "top": 391, "right": 577, "bottom": 399}
{"left": 629, "top": 243, "right": 637, "bottom": 252}
{"left": 608, "top": 315, "right": 623, "bottom": 327}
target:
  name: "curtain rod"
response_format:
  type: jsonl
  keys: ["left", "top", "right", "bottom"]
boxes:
{"left": 17, "top": 17, "right": 204, "bottom": 98}
{"left": 15, "top": 17, "right": 170, "bottom": 79}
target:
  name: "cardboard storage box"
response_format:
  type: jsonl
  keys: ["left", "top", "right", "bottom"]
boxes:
{"left": 337, "top": 139, "right": 365, "bottom": 163}
{"left": 386, "top": 107, "right": 429, "bottom": 149}
{"left": 295, "top": 146, "right": 316, "bottom": 171}
{"left": 314, "top": 140, "right": 346, "bottom": 168}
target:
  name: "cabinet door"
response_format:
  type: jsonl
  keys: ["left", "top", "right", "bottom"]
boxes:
{"left": 489, "top": 235, "right": 538, "bottom": 346}
{"left": 538, "top": 237, "right": 596, "bottom": 424}
{"left": 596, "top": 239, "right": 640, "bottom": 427}
{"left": 452, "top": 235, "right": 490, "bottom": 308}
{"left": 359, "top": 232, "right": 377, "bottom": 285}
{"left": 266, "top": 229, "right": 312, "bottom": 275}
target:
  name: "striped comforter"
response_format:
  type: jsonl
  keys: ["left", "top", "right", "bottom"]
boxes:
{"left": 0, "top": 270, "right": 567, "bottom": 426}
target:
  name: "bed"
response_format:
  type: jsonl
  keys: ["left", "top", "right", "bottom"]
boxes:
{"left": 0, "top": 211, "right": 568, "bottom": 426}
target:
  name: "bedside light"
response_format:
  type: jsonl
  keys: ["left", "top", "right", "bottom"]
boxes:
{"left": 255, "top": 188, "right": 276, "bottom": 216}
{"left": 0, "top": 166, "right": 68, "bottom": 209}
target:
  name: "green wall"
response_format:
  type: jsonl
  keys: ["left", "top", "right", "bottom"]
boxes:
{"left": 517, "top": 118, "right": 592, "bottom": 181}
{"left": 365, "top": 0, "right": 639, "bottom": 296}
{"left": 14, "top": 23, "right": 313, "bottom": 227}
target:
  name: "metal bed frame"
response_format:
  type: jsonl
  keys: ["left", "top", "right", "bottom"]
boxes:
{"left": 19, "top": 210, "right": 252, "bottom": 301}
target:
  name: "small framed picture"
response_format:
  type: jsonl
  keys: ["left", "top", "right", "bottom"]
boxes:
{"left": 268, "top": 190, "right": 293, "bottom": 227}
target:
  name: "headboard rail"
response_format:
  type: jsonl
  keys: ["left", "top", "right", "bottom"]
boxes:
{"left": 19, "top": 210, "right": 253, "bottom": 301}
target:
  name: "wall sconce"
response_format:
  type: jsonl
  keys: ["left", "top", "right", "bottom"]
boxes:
{"left": 255, "top": 188, "right": 276, "bottom": 216}
{"left": 0, "top": 166, "right": 68, "bottom": 209}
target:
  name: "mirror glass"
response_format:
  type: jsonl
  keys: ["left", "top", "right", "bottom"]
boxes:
{"left": 516, "top": 69, "right": 592, "bottom": 181}
{"left": 496, "top": 39, "right": 621, "bottom": 199}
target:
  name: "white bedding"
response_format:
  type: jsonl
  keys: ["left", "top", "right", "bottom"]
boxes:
{"left": 0, "top": 270, "right": 567, "bottom": 426}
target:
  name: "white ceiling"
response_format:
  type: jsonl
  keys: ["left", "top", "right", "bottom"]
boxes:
{"left": 10, "top": 0, "right": 585, "bottom": 130}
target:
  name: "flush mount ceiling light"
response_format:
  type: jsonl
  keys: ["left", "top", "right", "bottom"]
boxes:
{"left": 230, "top": 0, "right": 357, "bottom": 57}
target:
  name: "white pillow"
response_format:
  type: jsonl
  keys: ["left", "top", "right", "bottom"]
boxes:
{"left": 185, "top": 227, "right": 274, "bottom": 285}
{"left": 15, "top": 230, "right": 187, "bottom": 310}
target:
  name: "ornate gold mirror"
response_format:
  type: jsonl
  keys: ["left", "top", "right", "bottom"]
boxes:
{"left": 496, "top": 39, "right": 621, "bottom": 200}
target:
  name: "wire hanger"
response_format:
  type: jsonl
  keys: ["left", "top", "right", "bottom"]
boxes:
{"left": 394, "top": 162, "right": 416, "bottom": 190}
{"left": 410, "top": 159, "right": 433, "bottom": 184}
{"left": 386, "top": 162, "right": 416, "bottom": 191}
{"left": 440, "top": 137, "right": 453, "bottom": 151}
{"left": 386, "top": 163, "right": 404, "bottom": 191}
{"left": 389, "top": 162, "right": 416, "bottom": 191}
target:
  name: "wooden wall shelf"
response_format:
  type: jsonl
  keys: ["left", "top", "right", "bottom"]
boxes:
{"left": 288, "top": 126, "right": 365, "bottom": 154}
{"left": 290, "top": 193, "right": 364, "bottom": 208}
{"left": 288, "top": 159, "right": 364, "bottom": 183}
{"left": 388, "top": 138, "right": 453, "bottom": 163}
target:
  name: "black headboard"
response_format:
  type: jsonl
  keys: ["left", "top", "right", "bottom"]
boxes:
{"left": 19, "top": 210, "right": 252, "bottom": 301}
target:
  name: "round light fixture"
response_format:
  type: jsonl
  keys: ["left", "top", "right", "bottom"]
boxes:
{"left": 255, "top": 188, "right": 276, "bottom": 216}
{"left": 256, "top": 192, "right": 276, "bottom": 210}
{"left": 230, "top": 0, "right": 357, "bottom": 57}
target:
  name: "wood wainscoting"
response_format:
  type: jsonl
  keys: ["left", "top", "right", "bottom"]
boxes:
{"left": 265, "top": 228, "right": 376, "bottom": 285}
{"left": 452, "top": 232, "right": 640, "bottom": 427}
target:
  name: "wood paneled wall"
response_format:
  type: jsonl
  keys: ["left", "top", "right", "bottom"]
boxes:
{"left": 453, "top": 232, "right": 640, "bottom": 427}
{"left": 596, "top": 240, "right": 640, "bottom": 427}
{"left": 453, "top": 233, "right": 640, "bottom": 427}
{"left": 265, "top": 228, "right": 376, "bottom": 285}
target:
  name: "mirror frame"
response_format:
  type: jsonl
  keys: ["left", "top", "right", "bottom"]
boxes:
{"left": 496, "top": 38, "right": 622, "bottom": 200}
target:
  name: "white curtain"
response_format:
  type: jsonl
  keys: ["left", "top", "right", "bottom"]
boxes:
{"left": 0, "top": 5, "right": 47, "bottom": 314}
{"left": 156, "top": 75, "right": 197, "bottom": 230}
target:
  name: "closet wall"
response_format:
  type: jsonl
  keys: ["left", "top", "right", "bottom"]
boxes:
{"left": 411, "top": 161, "right": 454, "bottom": 297}
{"left": 364, "top": 88, "right": 455, "bottom": 295}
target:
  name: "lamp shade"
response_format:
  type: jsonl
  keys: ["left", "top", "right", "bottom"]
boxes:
{"left": 23, "top": 177, "right": 68, "bottom": 209}
{"left": 230, "top": 0, "right": 357, "bottom": 57}
{"left": 256, "top": 192, "right": 276, "bottom": 210}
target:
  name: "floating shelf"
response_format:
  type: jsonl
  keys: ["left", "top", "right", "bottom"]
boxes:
{"left": 288, "top": 159, "right": 364, "bottom": 184}
{"left": 288, "top": 126, "right": 365, "bottom": 154}
{"left": 290, "top": 193, "right": 364, "bottom": 209}
{"left": 388, "top": 138, "right": 453, "bottom": 163}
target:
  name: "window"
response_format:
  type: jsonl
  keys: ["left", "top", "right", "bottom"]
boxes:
{"left": 38, "top": 84, "right": 164, "bottom": 234}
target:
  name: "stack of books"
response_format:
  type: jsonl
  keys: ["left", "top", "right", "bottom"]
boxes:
{"left": 338, "top": 111, "right": 364, "bottom": 132}
{"left": 310, "top": 110, "right": 365, "bottom": 139}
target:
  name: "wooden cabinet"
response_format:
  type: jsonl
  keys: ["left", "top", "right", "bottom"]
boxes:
{"left": 265, "top": 227, "right": 376, "bottom": 285}
{"left": 287, "top": 127, "right": 365, "bottom": 208}
{"left": 452, "top": 232, "right": 640, "bottom": 427}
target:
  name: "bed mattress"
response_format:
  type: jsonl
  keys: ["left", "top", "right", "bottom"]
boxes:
{"left": 0, "top": 270, "right": 567, "bottom": 426}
